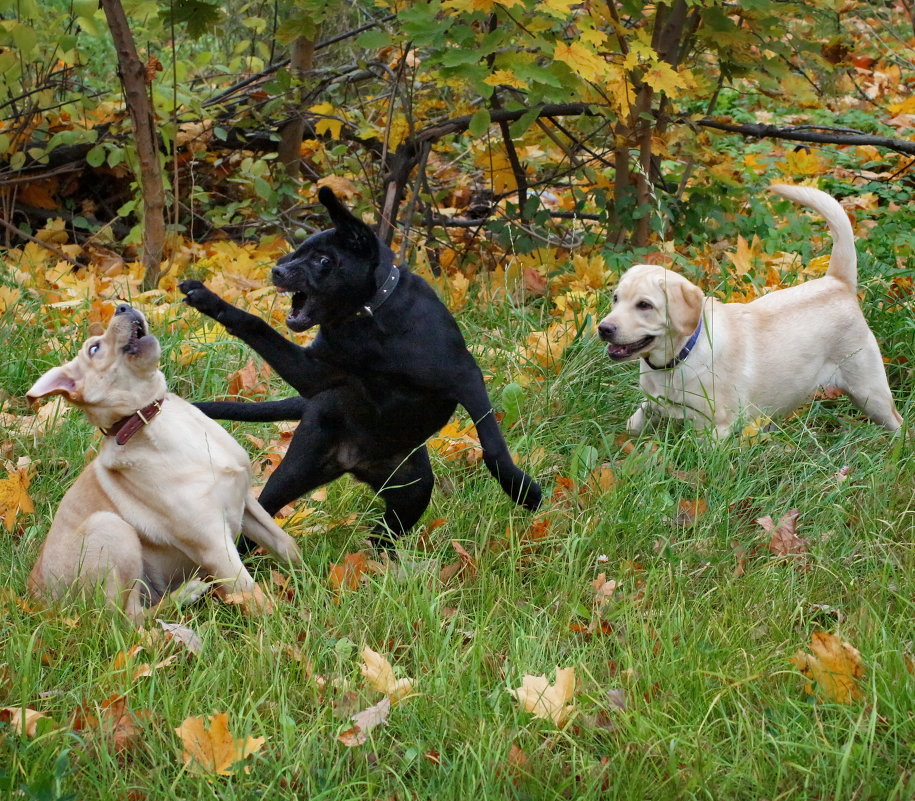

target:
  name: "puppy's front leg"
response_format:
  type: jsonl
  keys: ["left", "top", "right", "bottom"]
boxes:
{"left": 626, "top": 402, "right": 649, "bottom": 435}
{"left": 179, "top": 281, "right": 337, "bottom": 396}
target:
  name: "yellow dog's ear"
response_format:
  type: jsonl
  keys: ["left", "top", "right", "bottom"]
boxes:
{"left": 669, "top": 281, "right": 704, "bottom": 337}
{"left": 27, "top": 363, "right": 82, "bottom": 404}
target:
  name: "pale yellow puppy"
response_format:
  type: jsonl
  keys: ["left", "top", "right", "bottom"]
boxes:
{"left": 26, "top": 305, "right": 301, "bottom": 622}
{"left": 597, "top": 185, "right": 902, "bottom": 438}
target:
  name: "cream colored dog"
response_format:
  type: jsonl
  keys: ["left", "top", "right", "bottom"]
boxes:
{"left": 597, "top": 185, "right": 903, "bottom": 438}
{"left": 26, "top": 304, "right": 301, "bottom": 622}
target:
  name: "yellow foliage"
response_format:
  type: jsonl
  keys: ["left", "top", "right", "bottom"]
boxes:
{"left": 174, "top": 713, "right": 265, "bottom": 776}
{"left": 790, "top": 632, "right": 865, "bottom": 704}
{"left": 508, "top": 666, "right": 576, "bottom": 726}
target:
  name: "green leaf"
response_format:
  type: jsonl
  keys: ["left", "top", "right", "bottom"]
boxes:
{"left": 570, "top": 443, "right": 599, "bottom": 484}
{"left": 86, "top": 145, "right": 105, "bottom": 168}
{"left": 158, "top": 0, "right": 223, "bottom": 39}
{"left": 468, "top": 109, "right": 490, "bottom": 138}
{"left": 500, "top": 382, "right": 525, "bottom": 427}
{"left": 356, "top": 29, "right": 390, "bottom": 50}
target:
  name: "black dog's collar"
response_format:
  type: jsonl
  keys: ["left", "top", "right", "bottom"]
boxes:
{"left": 354, "top": 265, "right": 400, "bottom": 319}
{"left": 644, "top": 318, "right": 703, "bottom": 371}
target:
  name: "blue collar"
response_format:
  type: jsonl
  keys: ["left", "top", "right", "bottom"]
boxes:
{"left": 644, "top": 317, "right": 703, "bottom": 371}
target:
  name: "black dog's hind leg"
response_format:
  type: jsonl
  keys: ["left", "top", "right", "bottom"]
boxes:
{"left": 457, "top": 375, "right": 542, "bottom": 511}
{"left": 195, "top": 397, "right": 307, "bottom": 422}
{"left": 354, "top": 447, "right": 435, "bottom": 550}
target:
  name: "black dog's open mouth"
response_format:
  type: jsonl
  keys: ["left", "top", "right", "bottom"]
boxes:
{"left": 275, "top": 282, "right": 316, "bottom": 332}
{"left": 606, "top": 335, "right": 655, "bottom": 361}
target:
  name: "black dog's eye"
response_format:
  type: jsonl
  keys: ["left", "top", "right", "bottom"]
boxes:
{"left": 636, "top": 300, "right": 654, "bottom": 311}
{"left": 319, "top": 255, "right": 331, "bottom": 268}
{"left": 88, "top": 342, "right": 100, "bottom": 357}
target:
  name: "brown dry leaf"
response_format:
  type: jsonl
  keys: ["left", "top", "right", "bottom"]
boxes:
{"left": 508, "top": 666, "right": 576, "bottom": 727}
{"left": 439, "top": 540, "right": 478, "bottom": 584}
{"left": 0, "top": 396, "right": 70, "bottom": 438}
{"left": 220, "top": 584, "right": 273, "bottom": 615}
{"left": 758, "top": 509, "right": 808, "bottom": 556}
{"left": 175, "top": 712, "right": 266, "bottom": 776}
{"left": 522, "top": 267, "right": 548, "bottom": 296}
{"left": 71, "top": 694, "right": 147, "bottom": 754}
{"left": 0, "top": 706, "right": 51, "bottom": 738}
{"left": 337, "top": 697, "right": 391, "bottom": 747}
{"left": 789, "top": 632, "right": 865, "bottom": 703}
{"left": 329, "top": 552, "right": 370, "bottom": 597}
{"left": 360, "top": 647, "right": 414, "bottom": 704}
{"left": 0, "top": 463, "right": 35, "bottom": 531}
{"left": 591, "top": 573, "right": 617, "bottom": 618}
{"left": 226, "top": 358, "right": 270, "bottom": 399}
{"left": 675, "top": 498, "right": 708, "bottom": 526}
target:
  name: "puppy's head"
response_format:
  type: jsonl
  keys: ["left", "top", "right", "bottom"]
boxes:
{"left": 597, "top": 265, "right": 704, "bottom": 363}
{"left": 27, "top": 305, "right": 166, "bottom": 428}
{"left": 271, "top": 186, "right": 392, "bottom": 331}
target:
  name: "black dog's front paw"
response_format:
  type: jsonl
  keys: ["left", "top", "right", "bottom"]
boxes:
{"left": 179, "top": 279, "right": 227, "bottom": 320}
{"left": 520, "top": 479, "right": 542, "bottom": 512}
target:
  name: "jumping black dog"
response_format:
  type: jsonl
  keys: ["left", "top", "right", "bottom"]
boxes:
{"left": 179, "top": 187, "right": 541, "bottom": 547}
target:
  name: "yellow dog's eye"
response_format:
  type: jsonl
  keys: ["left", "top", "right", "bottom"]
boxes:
{"left": 636, "top": 300, "right": 653, "bottom": 311}
{"left": 88, "top": 343, "right": 100, "bottom": 357}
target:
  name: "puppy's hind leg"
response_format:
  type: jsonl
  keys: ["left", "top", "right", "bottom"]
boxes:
{"left": 355, "top": 447, "right": 435, "bottom": 550}
{"left": 836, "top": 339, "right": 903, "bottom": 431}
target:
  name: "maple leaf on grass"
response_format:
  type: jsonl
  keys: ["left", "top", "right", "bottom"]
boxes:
{"left": 175, "top": 712, "right": 265, "bottom": 776}
{"left": 0, "top": 706, "right": 52, "bottom": 738}
{"left": 360, "top": 647, "right": 415, "bottom": 704}
{"left": 757, "top": 509, "right": 808, "bottom": 557}
{"left": 71, "top": 694, "right": 148, "bottom": 755}
{"left": 439, "top": 540, "right": 478, "bottom": 584}
{"left": 0, "top": 462, "right": 35, "bottom": 531}
{"left": 508, "top": 666, "right": 576, "bottom": 727}
{"left": 337, "top": 697, "right": 390, "bottom": 748}
{"left": 789, "top": 632, "right": 865, "bottom": 704}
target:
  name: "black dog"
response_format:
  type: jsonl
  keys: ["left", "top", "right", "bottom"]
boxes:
{"left": 179, "top": 187, "right": 541, "bottom": 547}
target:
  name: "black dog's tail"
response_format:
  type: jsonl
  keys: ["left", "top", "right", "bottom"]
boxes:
{"left": 195, "top": 396, "right": 308, "bottom": 422}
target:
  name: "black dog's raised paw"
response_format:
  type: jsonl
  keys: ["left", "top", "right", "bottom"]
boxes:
{"left": 179, "top": 279, "right": 226, "bottom": 319}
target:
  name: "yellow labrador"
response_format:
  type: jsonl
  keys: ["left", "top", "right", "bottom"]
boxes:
{"left": 26, "top": 305, "right": 301, "bottom": 622}
{"left": 597, "top": 185, "right": 903, "bottom": 438}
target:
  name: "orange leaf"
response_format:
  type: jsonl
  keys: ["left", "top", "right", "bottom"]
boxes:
{"left": 360, "top": 647, "right": 414, "bottom": 703}
{"left": 675, "top": 498, "right": 708, "bottom": 526}
{"left": 71, "top": 694, "right": 147, "bottom": 754}
{"left": 174, "top": 712, "right": 265, "bottom": 776}
{"left": 328, "top": 552, "right": 369, "bottom": 596}
{"left": 0, "top": 463, "right": 34, "bottom": 531}
{"left": 0, "top": 706, "right": 51, "bottom": 738}
{"left": 789, "top": 632, "right": 864, "bottom": 703}
{"left": 439, "top": 540, "right": 478, "bottom": 583}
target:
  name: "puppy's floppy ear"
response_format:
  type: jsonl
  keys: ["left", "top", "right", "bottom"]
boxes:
{"left": 668, "top": 280, "right": 704, "bottom": 337}
{"left": 27, "top": 363, "right": 82, "bottom": 404}
{"left": 317, "top": 185, "right": 378, "bottom": 259}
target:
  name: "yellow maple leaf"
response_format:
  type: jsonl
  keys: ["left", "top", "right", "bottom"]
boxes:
{"left": 553, "top": 41, "right": 608, "bottom": 83}
{"left": 428, "top": 418, "right": 482, "bottom": 464}
{"left": 781, "top": 149, "right": 828, "bottom": 177}
{"left": 519, "top": 321, "right": 576, "bottom": 372}
{"left": 641, "top": 61, "right": 687, "bottom": 97}
{"left": 483, "top": 69, "right": 528, "bottom": 89}
{"left": 725, "top": 234, "right": 764, "bottom": 276}
{"left": 0, "top": 286, "right": 21, "bottom": 314}
{"left": 789, "top": 632, "right": 864, "bottom": 703}
{"left": 0, "top": 707, "right": 52, "bottom": 738}
{"left": 308, "top": 102, "right": 344, "bottom": 139}
{"left": 174, "top": 712, "right": 265, "bottom": 776}
{"left": 360, "top": 647, "right": 415, "bottom": 704}
{"left": 0, "top": 464, "right": 34, "bottom": 531}
{"left": 508, "top": 666, "right": 576, "bottom": 726}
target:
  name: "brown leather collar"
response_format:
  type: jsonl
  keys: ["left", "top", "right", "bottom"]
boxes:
{"left": 101, "top": 398, "right": 165, "bottom": 445}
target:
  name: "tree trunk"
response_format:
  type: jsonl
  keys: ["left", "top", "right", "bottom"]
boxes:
{"left": 100, "top": 0, "right": 167, "bottom": 291}
{"left": 277, "top": 37, "right": 316, "bottom": 179}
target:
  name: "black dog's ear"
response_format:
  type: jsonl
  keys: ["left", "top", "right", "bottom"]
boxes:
{"left": 318, "top": 186, "right": 378, "bottom": 257}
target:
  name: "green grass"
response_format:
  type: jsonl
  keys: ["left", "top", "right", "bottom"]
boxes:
{"left": 0, "top": 274, "right": 913, "bottom": 801}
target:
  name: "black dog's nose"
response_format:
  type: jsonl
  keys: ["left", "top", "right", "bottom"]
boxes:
{"left": 597, "top": 321, "right": 616, "bottom": 342}
{"left": 115, "top": 304, "right": 132, "bottom": 316}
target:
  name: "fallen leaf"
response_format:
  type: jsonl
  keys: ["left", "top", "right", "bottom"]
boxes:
{"left": 675, "top": 498, "right": 708, "bottom": 526}
{"left": 71, "top": 694, "right": 147, "bottom": 754}
{"left": 439, "top": 540, "right": 478, "bottom": 583}
{"left": 0, "top": 463, "right": 34, "bottom": 531}
{"left": 758, "top": 509, "right": 808, "bottom": 557}
{"left": 220, "top": 584, "right": 273, "bottom": 615}
{"left": 0, "top": 706, "right": 51, "bottom": 738}
{"left": 152, "top": 619, "right": 203, "bottom": 655}
{"left": 337, "top": 697, "right": 391, "bottom": 747}
{"left": 360, "top": 647, "right": 414, "bottom": 703}
{"left": 591, "top": 572, "right": 617, "bottom": 618}
{"left": 226, "top": 358, "right": 270, "bottom": 399}
{"left": 508, "top": 666, "right": 576, "bottom": 726}
{"left": 329, "top": 552, "right": 371, "bottom": 597}
{"left": 789, "top": 631, "right": 864, "bottom": 703}
{"left": 175, "top": 712, "right": 265, "bottom": 776}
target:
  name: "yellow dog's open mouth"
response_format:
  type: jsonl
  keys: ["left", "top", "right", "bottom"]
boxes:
{"left": 606, "top": 335, "right": 655, "bottom": 360}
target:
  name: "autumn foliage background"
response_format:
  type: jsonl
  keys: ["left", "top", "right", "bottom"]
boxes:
{"left": 0, "top": 0, "right": 914, "bottom": 798}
